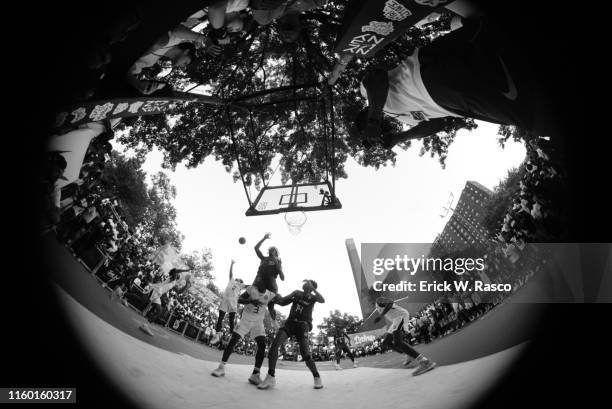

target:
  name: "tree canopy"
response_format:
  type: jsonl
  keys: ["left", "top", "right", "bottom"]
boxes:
{"left": 481, "top": 166, "right": 526, "bottom": 237}
{"left": 101, "top": 150, "right": 184, "bottom": 249}
{"left": 116, "top": 1, "right": 479, "bottom": 194}
{"left": 317, "top": 309, "right": 363, "bottom": 337}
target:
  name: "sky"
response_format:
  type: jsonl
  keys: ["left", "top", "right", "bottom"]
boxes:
{"left": 114, "top": 120, "right": 525, "bottom": 327}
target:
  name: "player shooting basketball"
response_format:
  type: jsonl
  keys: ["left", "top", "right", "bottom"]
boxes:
{"left": 253, "top": 233, "right": 284, "bottom": 293}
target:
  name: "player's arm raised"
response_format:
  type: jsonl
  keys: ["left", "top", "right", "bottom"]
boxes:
{"left": 254, "top": 233, "right": 270, "bottom": 259}
{"left": 312, "top": 288, "right": 325, "bottom": 303}
{"left": 229, "top": 259, "right": 235, "bottom": 280}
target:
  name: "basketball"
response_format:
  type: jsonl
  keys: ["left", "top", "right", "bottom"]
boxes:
{"left": 239, "top": 237, "right": 246, "bottom": 244}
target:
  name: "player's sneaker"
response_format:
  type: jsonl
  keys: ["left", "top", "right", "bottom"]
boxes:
{"left": 403, "top": 357, "right": 419, "bottom": 368}
{"left": 412, "top": 360, "right": 437, "bottom": 376}
{"left": 209, "top": 332, "right": 222, "bottom": 345}
{"left": 313, "top": 377, "right": 323, "bottom": 389}
{"left": 211, "top": 365, "right": 225, "bottom": 377}
{"left": 248, "top": 373, "right": 262, "bottom": 385}
{"left": 139, "top": 323, "right": 153, "bottom": 336}
{"left": 353, "top": 361, "right": 358, "bottom": 368}
{"left": 334, "top": 363, "right": 342, "bottom": 370}
{"left": 257, "top": 374, "right": 276, "bottom": 390}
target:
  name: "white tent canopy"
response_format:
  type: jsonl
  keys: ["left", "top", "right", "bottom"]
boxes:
{"left": 47, "top": 122, "right": 107, "bottom": 188}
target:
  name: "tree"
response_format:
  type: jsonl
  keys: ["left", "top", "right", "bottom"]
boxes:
{"left": 482, "top": 166, "right": 526, "bottom": 237}
{"left": 100, "top": 151, "right": 149, "bottom": 227}
{"left": 317, "top": 309, "right": 362, "bottom": 338}
{"left": 116, "top": 2, "right": 479, "bottom": 190}
{"left": 140, "top": 171, "right": 184, "bottom": 249}
{"left": 99, "top": 151, "right": 184, "bottom": 249}
{"left": 181, "top": 248, "right": 214, "bottom": 280}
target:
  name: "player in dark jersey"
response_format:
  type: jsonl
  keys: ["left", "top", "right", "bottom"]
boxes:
{"left": 333, "top": 326, "right": 357, "bottom": 369}
{"left": 258, "top": 279, "right": 325, "bottom": 390}
{"left": 253, "top": 232, "right": 284, "bottom": 293}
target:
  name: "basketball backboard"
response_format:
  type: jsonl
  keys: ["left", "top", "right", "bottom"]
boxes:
{"left": 245, "top": 181, "right": 342, "bottom": 216}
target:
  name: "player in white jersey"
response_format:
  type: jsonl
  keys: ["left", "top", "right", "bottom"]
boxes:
{"left": 211, "top": 280, "right": 280, "bottom": 385}
{"left": 374, "top": 296, "right": 436, "bottom": 376}
{"left": 139, "top": 268, "right": 192, "bottom": 336}
{"left": 210, "top": 260, "right": 245, "bottom": 345}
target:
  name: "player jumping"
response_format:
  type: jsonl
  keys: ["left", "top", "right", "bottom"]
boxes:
{"left": 211, "top": 280, "right": 279, "bottom": 385}
{"left": 139, "top": 268, "right": 191, "bottom": 336}
{"left": 253, "top": 233, "right": 284, "bottom": 293}
{"left": 333, "top": 325, "right": 357, "bottom": 369}
{"left": 210, "top": 260, "right": 245, "bottom": 345}
{"left": 258, "top": 279, "right": 324, "bottom": 390}
{"left": 374, "top": 296, "right": 436, "bottom": 376}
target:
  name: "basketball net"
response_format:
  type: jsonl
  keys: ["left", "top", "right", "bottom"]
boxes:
{"left": 284, "top": 211, "right": 307, "bottom": 235}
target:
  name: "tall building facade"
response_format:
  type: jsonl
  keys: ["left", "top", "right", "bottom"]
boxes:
{"left": 434, "top": 181, "right": 493, "bottom": 253}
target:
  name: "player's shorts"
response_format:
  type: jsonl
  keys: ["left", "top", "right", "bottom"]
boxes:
{"left": 280, "top": 319, "right": 311, "bottom": 340}
{"left": 219, "top": 298, "right": 238, "bottom": 313}
{"left": 387, "top": 317, "right": 410, "bottom": 334}
{"left": 234, "top": 315, "right": 266, "bottom": 338}
{"left": 253, "top": 273, "right": 278, "bottom": 293}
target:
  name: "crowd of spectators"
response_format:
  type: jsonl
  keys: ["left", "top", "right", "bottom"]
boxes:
{"left": 498, "top": 136, "right": 565, "bottom": 245}
{"left": 77, "top": 1, "right": 331, "bottom": 100}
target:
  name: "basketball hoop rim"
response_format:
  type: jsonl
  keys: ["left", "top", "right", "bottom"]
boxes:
{"left": 284, "top": 211, "right": 308, "bottom": 227}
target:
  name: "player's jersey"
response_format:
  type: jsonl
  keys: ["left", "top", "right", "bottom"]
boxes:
{"left": 257, "top": 256, "right": 282, "bottom": 278}
{"left": 287, "top": 291, "right": 317, "bottom": 325}
{"left": 223, "top": 279, "right": 242, "bottom": 302}
{"left": 241, "top": 286, "right": 275, "bottom": 319}
{"left": 333, "top": 329, "right": 348, "bottom": 346}
{"left": 148, "top": 280, "right": 177, "bottom": 304}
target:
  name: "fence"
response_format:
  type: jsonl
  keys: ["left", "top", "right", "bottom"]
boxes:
{"left": 72, "top": 249, "right": 215, "bottom": 346}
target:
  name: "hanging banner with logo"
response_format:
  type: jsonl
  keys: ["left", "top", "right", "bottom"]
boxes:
{"left": 334, "top": 0, "right": 453, "bottom": 58}
{"left": 347, "top": 327, "right": 388, "bottom": 346}
{"left": 53, "top": 93, "right": 225, "bottom": 131}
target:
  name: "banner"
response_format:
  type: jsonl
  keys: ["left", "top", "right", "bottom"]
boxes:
{"left": 334, "top": 0, "right": 454, "bottom": 58}
{"left": 348, "top": 327, "right": 388, "bottom": 346}
{"left": 54, "top": 93, "right": 224, "bottom": 131}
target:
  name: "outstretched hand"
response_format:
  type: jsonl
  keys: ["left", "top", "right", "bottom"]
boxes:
{"left": 263, "top": 232, "right": 271, "bottom": 240}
